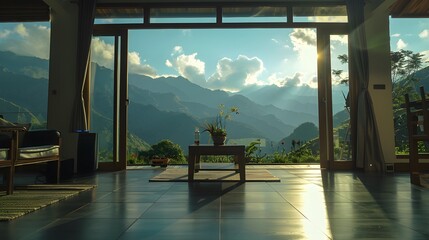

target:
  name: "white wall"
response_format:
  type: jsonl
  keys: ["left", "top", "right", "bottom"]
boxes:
{"left": 365, "top": 3, "right": 397, "bottom": 164}
{"left": 46, "top": 0, "right": 79, "bottom": 164}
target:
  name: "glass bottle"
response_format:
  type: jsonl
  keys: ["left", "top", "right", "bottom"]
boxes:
{"left": 194, "top": 127, "right": 200, "bottom": 145}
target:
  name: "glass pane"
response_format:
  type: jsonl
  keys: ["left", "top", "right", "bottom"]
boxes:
{"left": 150, "top": 8, "right": 216, "bottom": 23}
{"left": 294, "top": 6, "right": 347, "bottom": 23}
{"left": 95, "top": 18, "right": 144, "bottom": 24}
{"left": 90, "top": 36, "right": 118, "bottom": 163}
{"left": 222, "top": 7, "right": 287, "bottom": 23}
{"left": 330, "top": 34, "right": 351, "bottom": 161}
{"left": 390, "top": 18, "right": 429, "bottom": 156}
{"left": 0, "top": 22, "right": 50, "bottom": 129}
{"left": 95, "top": 7, "right": 144, "bottom": 24}
{"left": 127, "top": 28, "right": 320, "bottom": 165}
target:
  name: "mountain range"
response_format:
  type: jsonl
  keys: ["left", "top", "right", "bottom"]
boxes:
{"left": 0, "top": 50, "right": 355, "bottom": 154}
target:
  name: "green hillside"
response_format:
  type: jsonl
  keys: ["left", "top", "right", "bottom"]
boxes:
{"left": 0, "top": 50, "right": 346, "bottom": 160}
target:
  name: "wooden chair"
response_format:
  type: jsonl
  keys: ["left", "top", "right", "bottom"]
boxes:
{"left": 405, "top": 86, "right": 429, "bottom": 185}
{"left": 0, "top": 127, "right": 61, "bottom": 195}
{"left": 0, "top": 126, "right": 22, "bottom": 194}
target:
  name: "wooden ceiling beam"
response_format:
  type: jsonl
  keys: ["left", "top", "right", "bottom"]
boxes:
{"left": 0, "top": 0, "right": 50, "bottom": 22}
{"left": 390, "top": 0, "right": 429, "bottom": 18}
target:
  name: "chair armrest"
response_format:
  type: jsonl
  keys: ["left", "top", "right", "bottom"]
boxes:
{"left": 0, "top": 126, "right": 26, "bottom": 148}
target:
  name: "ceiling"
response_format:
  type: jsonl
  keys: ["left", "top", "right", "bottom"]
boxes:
{"left": 1, "top": 0, "right": 429, "bottom": 23}
{"left": 1, "top": 0, "right": 49, "bottom": 22}
{"left": 390, "top": 0, "right": 429, "bottom": 18}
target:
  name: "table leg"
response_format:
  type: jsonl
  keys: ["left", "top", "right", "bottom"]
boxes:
{"left": 234, "top": 155, "right": 240, "bottom": 173}
{"left": 238, "top": 153, "right": 246, "bottom": 182}
{"left": 188, "top": 152, "right": 196, "bottom": 181}
{"left": 195, "top": 154, "right": 201, "bottom": 173}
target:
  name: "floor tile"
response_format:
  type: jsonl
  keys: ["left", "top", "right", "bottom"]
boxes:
{"left": 221, "top": 218, "right": 331, "bottom": 240}
{"left": 118, "top": 219, "right": 219, "bottom": 240}
{"left": 140, "top": 201, "right": 220, "bottom": 219}
{"left": 25, "top": 218, "right": 136, "bottom": 240}
{"left": 221, "top": 202, "right": 305, "bottom": 219}
{"left": 1, "top": 168, "right": 428, "bottom": 240}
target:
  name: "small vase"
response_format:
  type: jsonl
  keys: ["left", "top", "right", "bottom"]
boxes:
{"left": 211, "top": 134, "right": 226, "bottom": 146}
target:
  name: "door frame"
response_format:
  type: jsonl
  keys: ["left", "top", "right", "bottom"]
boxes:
{"left": 92, "top": 19, "right": 352, "bottom": 171}
{"left": 91, "top": 29, "right": 128, "bottom": 171}
{"left": 317, "top": 26, "right": 354, "bottom": 170}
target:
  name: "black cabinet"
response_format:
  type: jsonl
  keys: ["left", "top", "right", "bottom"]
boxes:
{"left": 77, "top": 132, "right": 98, "bottom": 174}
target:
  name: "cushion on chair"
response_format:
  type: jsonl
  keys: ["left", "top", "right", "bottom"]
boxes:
{"left": 19, "top": 145, "right": 60, "bottom": 159}
{"left": 0, "top": 148, "right": 8, "bottom": 160}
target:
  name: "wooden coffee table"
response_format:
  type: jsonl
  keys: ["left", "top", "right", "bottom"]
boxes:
{"left": 188, "top": 144, "right": 246, "bottom": 182}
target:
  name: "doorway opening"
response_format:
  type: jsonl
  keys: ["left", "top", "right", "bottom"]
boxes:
{"left": 90, "top": 3, "right": 350, "bottom": 170}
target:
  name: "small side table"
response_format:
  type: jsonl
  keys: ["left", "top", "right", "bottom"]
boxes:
{"left": 188, "top": 144, "right": 246, "bottom": 182}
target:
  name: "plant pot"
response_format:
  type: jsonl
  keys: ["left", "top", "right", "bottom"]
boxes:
{"left": 211, "top": 134, "right": 226, "bottom": 146}
{"left": 150, "top": 158, "right": 170, "bottom": 167}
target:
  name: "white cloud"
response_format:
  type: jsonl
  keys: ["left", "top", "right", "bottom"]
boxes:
{"left": 0, "top": 24, "right": 157, "bottom": 77}
{"left": 268, "top": 72, "right": 304, "bottom": 87}
{"left": 289, "top": 29, "right": 317, "bottom": 62}
{"left": 0, "top": 29, "right": 11, "bottom": 38}
{"left": 208, "top": 55, "right": 264, "bottom": 91}
{"left": 396, "top": 39, "right": 407, "bottom": 50}
{"left": 391, "top": 33, "right": 401, "bottom": 38}
{"left": 127, "top": 51, "right": 157, "bottom": 77}
{"left": 289, "top": 29, "right": 317, "bottom": 79}
{"left": 172, "top": 46, "right": 183, "bottom": 55}
{"left": 309, "top": 76, "right": 318, "bottom": 88}
{"left": 271, "top": 38, "right": 279, "bottom": 44}
{"left": 176, "top": 53, "right": 205, "bottom": 78}
{"left": 309, "top": 16, "right": 348, "bottom": 23}
{"left": 166, "top": 48, "right": 206, "bottom": 85}
{"left": 331, "top": 35, "right": 348, "bottom": 45}
{"left": 420, "top": 50, "right": 429, "bottom": 66}
{"left": 15, "top": 24, "right": 29, "bottom": 37}
{"left": 91, "top": 37, "right": 157, "bottom": 77}
{"left": 290, "top": 28, "right": 317, "bottom": 51}
{"left": 128, "top": 52, "right": 141, "bottom": 65}
{"left": 271, "top": 38, "right": 290, "bottom": 49}
{"left": 0, "top": 23, "right": 50, "bottom": 59}
{"left": 90, "top": 37, "right": 115, "bottom": 69}
{"left": 419, "top": 29, "right": 429, "bottom": 39}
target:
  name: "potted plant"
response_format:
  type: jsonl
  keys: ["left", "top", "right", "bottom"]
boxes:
{"left": 140, "top": 140, "right": 186, "bottom": 167}
{"left": 203, "top": 104, "right": 239, "bottom": 145}
{"left": 150, "top": 155, "right": 170, "bottom": 167}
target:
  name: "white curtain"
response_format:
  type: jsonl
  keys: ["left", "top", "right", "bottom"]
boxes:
{"left": 71, "top": 0, "right": 96, "bottom": 132}
{"left": 346, "top": 0, "right": 384, "bottom": 172}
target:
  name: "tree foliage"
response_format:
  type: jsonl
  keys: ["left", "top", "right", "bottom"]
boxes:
{"left": 139, "top": 139, "right": 186, "bottom": 164}
{"left": 391, "top": 50, "right": 424, "bottom": 151}
{"left": 332, "top": 50, "right": 425, "bottom": 154}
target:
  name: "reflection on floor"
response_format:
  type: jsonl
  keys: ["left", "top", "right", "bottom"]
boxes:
{"left": 1, "top": 166, "right": 429, "bottom": 240}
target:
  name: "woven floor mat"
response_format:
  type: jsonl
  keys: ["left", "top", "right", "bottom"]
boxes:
{"left": 0, "top": 185, "right": 96, "bottom": 221}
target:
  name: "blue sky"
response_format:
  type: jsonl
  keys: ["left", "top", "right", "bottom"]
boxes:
{"left": 390, "top": 18, "right": 429, "bottom": 55}
{"left": 126, "top": 28, "right": 322, "bottom": 90}
{"left": 0, "top": 17, "right": 428, "bottom": 92}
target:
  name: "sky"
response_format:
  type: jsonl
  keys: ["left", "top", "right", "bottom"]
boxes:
{"left": 0, "top": 17, "right": 428, "bottom": 92}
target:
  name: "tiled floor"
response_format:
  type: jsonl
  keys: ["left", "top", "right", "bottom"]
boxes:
{"left": 1, "top": 167, "right": 429, "bottom": 240}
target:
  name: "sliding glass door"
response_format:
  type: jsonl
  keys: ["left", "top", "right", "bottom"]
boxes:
{"left": 318, "top": 28, "right": 353, "bottom": 170}
{"left": 90, "top": 29, "right": 128, "bottom": 171}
